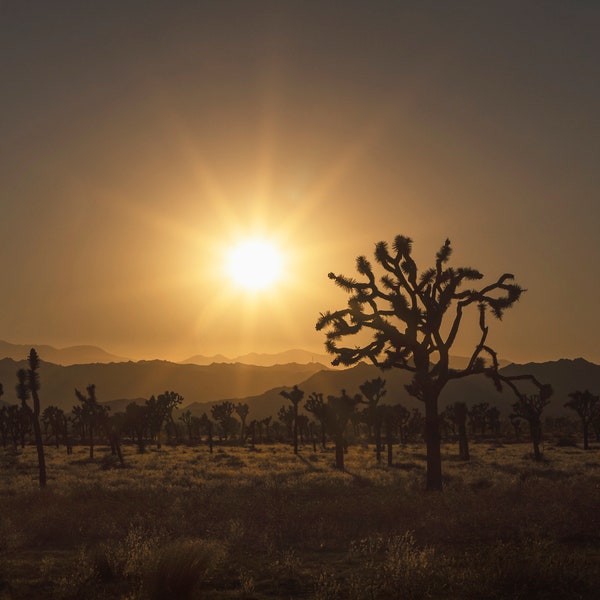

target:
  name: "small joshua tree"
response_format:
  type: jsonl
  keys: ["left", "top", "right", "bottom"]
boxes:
{"left": 359, "top": 377, "right": 386, "bottom": 457}
{"left": 280, "top": 385, "right": 304, "bottom": 454}
{"left": 305, "top": 392, "right": 327, "bottom": 449}
{"left": 75, "top": 384, "right": 109, "bottom": 459}
{"left": 235, "top": 402, "right": 250, "bottom": 445}
{"left": 325, "top": 390, "right": 361, "bottom": 470}
{"left": 565, "top": 390, "right": 599, "bottom": 450}
{"left": 508, "top": 386, "right": 553, "bottom": 461}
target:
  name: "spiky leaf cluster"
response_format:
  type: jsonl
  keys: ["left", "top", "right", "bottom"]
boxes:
{"left": 316, "top": 235, "right": 524, "bottom": 393}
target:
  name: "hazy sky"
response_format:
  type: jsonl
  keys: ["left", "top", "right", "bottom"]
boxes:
{"left": 1, "top": 1, "right": 598, "bottom": 363}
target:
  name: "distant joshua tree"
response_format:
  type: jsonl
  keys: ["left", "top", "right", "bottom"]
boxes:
{"left": 16, "top": 349, "right": 47, "bottom": 488}
{"left": 325, "top": 390, "right": 362, "bottom": 470}
{"left": 565, "top": 390, "right": 599, "bottom": 450}
{"left": 359, "top": 377, "right": 386, "bottom": 455}
{"left": 305, "top": 392, "right": 327, "bottom": 449}
{"left": 316, "top": 235, "right": 524, "bottom": 491}
{"left": 235, "top": 402, "right": 250, "bottom": 445}
{"left": 41, "top": 405, "right": 66, "bottom": 449}
{"left": 280, "top": 385, "right": 304, "bottom": 454}
{"left": 75, "top": 384, "right": 109, "bottom": 459}
{"left": 508, "top": 386, "right": 553, "bottom": 461}
{"left": 211, "top": 401, "right": 237, "bottom": 440}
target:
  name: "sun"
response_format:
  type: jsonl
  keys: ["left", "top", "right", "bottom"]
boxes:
{"left": 226, "top": 238, "right": 284, "bottom": 291}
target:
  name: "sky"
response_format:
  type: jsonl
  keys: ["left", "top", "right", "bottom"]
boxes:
{"left": 0, "top": 1, "right": 598, "bottom": 364}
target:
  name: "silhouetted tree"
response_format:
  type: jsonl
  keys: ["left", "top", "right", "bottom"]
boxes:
{"left": 316, "top": 235, "right": 523, "bottom": 490}
{"left": 468, "top": 402, "right": 489, "bottom": 436}
{"left": 146, "top": 391, "right": 184, "bottom": 448}
{"left": 280, "top": 385, "right": 304, "bottom": 454}
{"left": 296, "top": 414, "right": 310, "bottom": 444}
{"left": 305, "top": 392, "right": 327, "bottom": 449}
{"left": 485, "top": 405, "right": 501, "bottom": 435}
{"left": 324, "top": 390, "right": 361, "bottom": 470}
{"left": 104, "top": 412, "right": 125, "bottom": 466}
{"left": 16, "top": 349, "right": 47, "bottom": 488}
{"left": 277, "top": 405, "right": 294, "bottom": 440}
{"left": 6, "top": 404, "right": 22, "bottom": 450}
{"left": 41, "top": 405, "right": 66, "bottom": 449}
{"left": 235, "top": 402, "right": 250, "bottom": 444}
{"left": 509, "top": 413, "right": 522, "bottom": 440}
{"left": 199, "top": 412, "right": 213, "bottom": 453}
{"left": 359, "top": 377, "right": 386, "bottom": 451}
{"left": 75, "top": 384, "right": 109, "bottom": 459}
{"left": 261, "top": 416, "right": 272, "bottom": 442}
{"left": 565, "top": 390, "right": 599, "bottom": 450}
{"left": 509, "top": 387, "right": 553, "bottom": 461}
{"left": 124, "top": 402, "right": 148, "bottom": 452}
{"left": 0, "top": 403, "right": 8, "bottom": 448}
{"left": 211, "top": 401, "right": 237, "bottom": 440}
{"left": 179, "top": 409, "right": 194, "bottom": 443}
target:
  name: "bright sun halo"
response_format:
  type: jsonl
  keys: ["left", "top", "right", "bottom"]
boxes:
{"left": 226, "top": 239, "right": 283, "bottom": 291}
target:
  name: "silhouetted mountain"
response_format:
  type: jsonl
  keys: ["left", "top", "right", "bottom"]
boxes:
{"left": 0, "top": 355, "right": 596, "bottom": 420}
{"left": 0, "top": 358, "right": 327, "bottom": 413}
{"left": 0, "top": 340, "right": 129, "bottom": 365}
{"left": 186, "top": 358, "right": 600, "bottom": 420}
{"left": 181, "top": 349, "right": 334, "bottom": 367}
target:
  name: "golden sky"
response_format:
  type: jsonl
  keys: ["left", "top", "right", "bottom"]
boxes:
{"left": 1, "top": 1, "right": 598, "bottom": 364}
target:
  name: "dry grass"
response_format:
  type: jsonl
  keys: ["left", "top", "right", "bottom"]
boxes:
{"left": 1, "top": 439, "right": 600, "bottom": 598}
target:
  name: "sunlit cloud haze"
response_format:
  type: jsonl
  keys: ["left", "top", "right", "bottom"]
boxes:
{"left": 0, "top": 1, "right": 598, "bottom": 364}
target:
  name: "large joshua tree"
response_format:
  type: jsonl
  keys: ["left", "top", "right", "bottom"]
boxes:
{"left": 316, "top": 235, "right": 523, "bottom": 491}
{"left": 16, "top": 349, "right": 47, "bottom": 488}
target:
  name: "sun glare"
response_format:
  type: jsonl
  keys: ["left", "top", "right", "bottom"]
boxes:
{"left": 226, "top": 239, "right": 283, "bottom": 291}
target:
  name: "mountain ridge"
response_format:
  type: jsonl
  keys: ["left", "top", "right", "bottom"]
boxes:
{"left": 0, "top": 339, "right": 129, "bottom": 365}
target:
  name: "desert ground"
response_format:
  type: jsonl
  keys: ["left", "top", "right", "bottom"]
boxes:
{"left": 1, "top": 438, "right": 600, "bottom": 599}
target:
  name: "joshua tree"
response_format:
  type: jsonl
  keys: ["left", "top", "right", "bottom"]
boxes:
{"left": 305, "top": 392, "right": 327, "bottom": 449}
{"left": 468, "top": 402, "right": 490, "bottom": 436}
{"left": 75, "top": 384, "right": 109, "bottom": 459}
{"left": 359, "top": 377, "right": 386, "bottom": 450}
{"left": 199, "top": 412, "right": 213, "bottom": 453}
{"left": 146, "top": 391, "right": 184, "bottom": 447}
{"left": 235, "top": 402, "right": 250, "bottom": 444}
{"left": 280, "top": 385, "right": 304, "bottom": 454}
{"left": 15, "top": 350, "right": 47, "bottom": 488}
{"left": 41, "top": 405, "right": 66, "bottom": 449}
{"left": 565, "top": 390, "right": 599, "bottom": 450}
{"left": 277, "top": 405, "right": 294, "bottom": 440}
{"left": 316, "top": 235, "right": 523, "bottom": 490}
{"left": 324, "top": 390, "right": 361, "bottom": 470}
{"left": 126, "top": 402, "right": 153, "bottom": 452}
{"left": 0, "top": 404, "right": 8, "bottom": 448}
{"left": 211, "top": 401, "right": 237, "bottom": 440}
{"left": 509, "top": 387, "right": 553, "bottom": 460}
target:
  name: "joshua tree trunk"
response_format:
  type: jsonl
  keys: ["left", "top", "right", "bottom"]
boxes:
{"left": 583, "top": 421, "right": 590, "bottom": 450}
{"left": 531, "top": 420, "right": 542, "bottom": 461}
{"left": 375, "top": 421, "right": 382, "bottom": 463}
{"left": 31, "top": 414, "right": 47, "bottom": 487}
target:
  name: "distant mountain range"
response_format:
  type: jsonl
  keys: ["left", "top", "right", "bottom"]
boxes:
{"left": 0, "top": 358, "right": 327, "bottom": 413}
{"left": 183, "top": 358, "right": 600, "bottom": 420}
{"left": 180, "top": 349, "right": 334, "bottom": 367}
{"left": 0, "top": 352, "right": 597, "bottom": 421}
{"left": 0, "top": 340, "right": 129, "bottom": 365}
